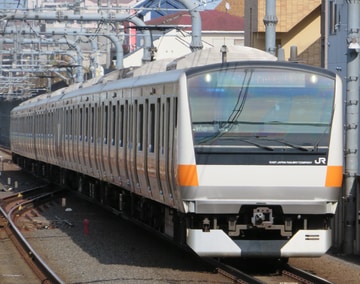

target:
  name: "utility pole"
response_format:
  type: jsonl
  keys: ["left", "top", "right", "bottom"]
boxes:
{"left": 344, "top": 0, "right": 360, "bottom": 255}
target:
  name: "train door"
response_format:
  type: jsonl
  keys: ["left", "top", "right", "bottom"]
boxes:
{"left": 73, "top": 106, "right": 79, "bottom": 171}
{"left": 78, "top": 105, "right": 85, "bottom": 172}
{"left": 67, "top": 107, "right": 73, "bottom": 169}
{"left": 117, "top": 101, "right": 129, "bottom": 186}
{"left": 95, "top": 102, "right": 103, "bottom": 178}
{"left": 48, "top": 109, "right": 54, "bottom": 165}
{"left": 134, "top": 99, "right": 150, "bottom": 195}
{"left": 54, "top": 108, "right": 63, "bottom": 161}
{"left": 109, "top": 98, "right": 119, "bottom": 182}
{"left": 127, "top": 99, "right": 137, "bottom": 191}
{"left": 68, "top": 107, "right": 75, "bottom": 170}
{"left": 33, "top": 110, "right": 39, "bottom": 161}
{"left": 41, "top": 110, "right": 46, "bottom": 161}
{"left": 64, "top": 108, "right": 70, "bottom": 169}
{"left": 83, "top": 105, "right": 91, "bottom": 175}
{"left": 60, "top": 107, "right": 66, "bottom": 164}
{"left": 101, "top": 101, "right": 110, "bottom": 180}
{"left": 159, "top": 96, "right": 176, "bottom": 206}
{"left": 34, "top": 111, "right": 40, "bottom": 161}
{"left": 89, "top": 104, "right": 98, "bottom": 177}
{"left": 125, "top": 98, "right": 136, "bottom": 190}
{"left": 34, "top": 111, "right": 39, "bottom": 161}
{"left": 26, "top": 113, "right": 32, "bottom": 158}
{"left": 146, "top": 99, "right": 161, "bottom": 201}
{"left": 42, "top": 110, "right": 46, "bottom": 162}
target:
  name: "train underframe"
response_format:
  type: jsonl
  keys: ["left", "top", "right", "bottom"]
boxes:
{"left": 13, "top": 154, "right": 334, "bottom": 259}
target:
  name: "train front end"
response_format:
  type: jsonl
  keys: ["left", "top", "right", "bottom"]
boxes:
{"left": 177, "top": 61, "right": 343, "bottom": 258}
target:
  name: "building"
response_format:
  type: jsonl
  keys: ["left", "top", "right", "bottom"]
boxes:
{"left": 244, "top": 0, "right": 323, "bottom": 67}
{"left": 123, "top": 9, "right": 244, "bottom": 67}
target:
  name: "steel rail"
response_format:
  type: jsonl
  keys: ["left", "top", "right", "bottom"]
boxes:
{"left": 0, "top": 189, "right": 65, "bottom": 284}
{"left": 282, "top": 264, "right": 334, "bottom": 284}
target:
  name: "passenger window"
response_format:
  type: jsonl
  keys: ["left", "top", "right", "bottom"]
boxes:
{"left": 119, "top": 104, "right": 124, "bottom": 147}
{"left": 112, "top": 104, "right": 116, "bottom": 146}
{"left": 149, "top": 103, "right": 155, "bottom": 153}
{"left": 104, "top": 104, "right": 108, "bottom": 144}
{"left": 138, "top": 104, "right": 143, "bottom": 151}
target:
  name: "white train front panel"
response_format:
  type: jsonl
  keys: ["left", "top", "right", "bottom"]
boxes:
{"left": 178, "top": 62, "right": 343, "bottom": 257}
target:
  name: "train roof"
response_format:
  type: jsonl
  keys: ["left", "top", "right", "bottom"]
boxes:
{"left": 12, "top": 46, "right": 277, "bottom": 112}
{"left": 130, "top": 46, "right": 277, "bottom": 77}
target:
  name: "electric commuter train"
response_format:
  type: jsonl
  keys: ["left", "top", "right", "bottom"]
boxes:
{"left": 10, "top": 46, "right": 343, "bottom": 258}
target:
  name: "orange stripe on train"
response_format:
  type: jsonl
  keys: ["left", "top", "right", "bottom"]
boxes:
{"left": 325, "top": 166, "right": 343, "bottom": 187}
{"left": 178, "top": 165, "right": 199, "bottom": 186}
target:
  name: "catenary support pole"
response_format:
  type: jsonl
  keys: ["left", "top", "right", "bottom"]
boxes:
{"left": 264, "top": 0, "right": 278, "bottom": 55}
{"left": 344, "top": 0, "right": 360, "bottom": 255}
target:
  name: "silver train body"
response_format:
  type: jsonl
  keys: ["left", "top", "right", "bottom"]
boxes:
{"left": 10, "top": 47, "right": 343, "bottom": 258}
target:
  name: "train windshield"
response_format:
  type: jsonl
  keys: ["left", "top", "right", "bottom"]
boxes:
{"left": 187, "top": 66, "right": 335, "bottom": 148}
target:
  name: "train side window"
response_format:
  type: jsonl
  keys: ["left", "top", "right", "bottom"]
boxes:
{"left": 104, "top": 104, "right": 108, "bottom": 144}
{"left": 97, "top": 103, "right": 101, "bottom": 144}
{"left": 161, "top": 102, "right": 165, "bottom": 155}
{"left": 70, "top": 109, "right": 73, "bottom": 140}
{"left": 85, "top": 107, "right": 89, "bottom": 142}
{"left": 73, "top": 108, "right": 77, "bottom": 141}
{"left": 112, "top": 104, "right": 116, "bottom": 146}
{"left": 119, "top": 104, "right": 124, "bottom": 147}
{"left": 79, "top": 107, "right": 83, "bottom": 141}
{"left": 65, "top": 109, "right": 69, "bottom": 140}
{"left": 91, "top": 106, "right": 95, "bottom": 143}
{"left": 156, "top": 98, "right": 161, "bottom": 154}
{"left": 149, "top": 103, "right": 155, "bottom": 153}
{"left": 48, "top": 112, "right": 51, "bottom": 139}
{"left": 174, "top": 97, "right": 178, "bottom": 128}
{"left": 128, "top": 103, "right": 133, "bottom": 149}
{"left": 51, "top": 110, "right": 54, "bottom": 139}
{"left": 138, "top": 103, "right": 143, "bottom": 151}
{"left": 133, "top": 100, "right": 138, "bottom": 150}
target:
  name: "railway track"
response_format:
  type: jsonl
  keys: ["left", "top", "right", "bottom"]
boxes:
{"left": 205, "top": 257, "right": 335, "bottom": 284}
{"left": 0, "top": 185, "right": 65, "bottom": 284}
{"left": 281, "top": 263, "right": 334, "bottom": 284}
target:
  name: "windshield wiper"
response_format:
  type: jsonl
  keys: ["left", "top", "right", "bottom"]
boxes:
{"left": 257, "top": 137, "right": 310, "bottom": 152}
{"left": 241, "top": 138, "right": 274, "bottom": 151}
{"left": 264, "top": 121, "right": 329, "bottom": 127}
{"left": 197, "top": 133, "right": 274, "bottom": 151}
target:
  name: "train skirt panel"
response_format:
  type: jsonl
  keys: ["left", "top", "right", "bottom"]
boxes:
{"left": 187, "top": 229, "right": 332, "bottom": 258}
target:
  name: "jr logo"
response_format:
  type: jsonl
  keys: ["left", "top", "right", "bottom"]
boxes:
{"left": 314, "top": 157, "right": 327, "bottom": 164}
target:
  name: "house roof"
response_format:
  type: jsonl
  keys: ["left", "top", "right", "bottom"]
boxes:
{"left": 146, "top": 10, "right": 244, "bottom": 31}
{"left": 134, "top": 0, "right": 223, "bottom": 18}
